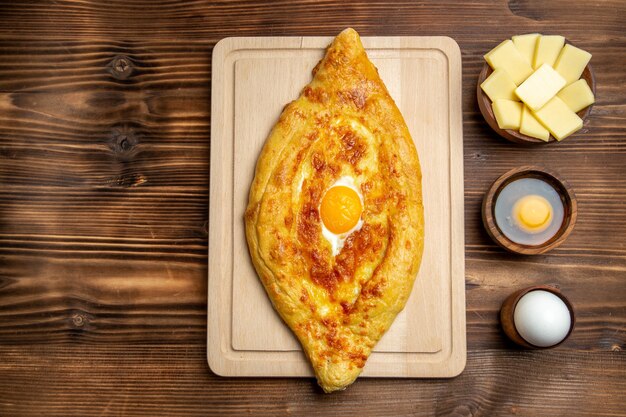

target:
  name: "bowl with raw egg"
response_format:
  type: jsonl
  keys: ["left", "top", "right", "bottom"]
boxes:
{"left": 477, "top": 34, "right": 596, "bottom": 144}
{"left": 482, "top": 166, "right": 577, "bottom": 255}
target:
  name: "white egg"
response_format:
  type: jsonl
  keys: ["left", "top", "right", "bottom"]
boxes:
{"left": 320, "top": 176, "right": 364, "bottom": 256}
{"left": 514, "top": 290, "right": 572, "bottom": 347}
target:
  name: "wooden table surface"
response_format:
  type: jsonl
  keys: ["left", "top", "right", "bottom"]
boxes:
{"left": 0, "top": 1, "right": 624, "bottom": 416}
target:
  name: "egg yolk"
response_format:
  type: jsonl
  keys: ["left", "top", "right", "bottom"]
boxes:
{"left": 513, "top": 195, "right": 553, "bottom": 233}
{"left": 320, "top": 185, "right": 363, "bottom": 234}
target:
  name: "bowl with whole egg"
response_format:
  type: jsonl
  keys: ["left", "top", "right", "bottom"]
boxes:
{"left": 500, "top": 285, "right": 575, "bottom": 349}
{"left": 478, "top": 34, "right": 596, "bottom": 144}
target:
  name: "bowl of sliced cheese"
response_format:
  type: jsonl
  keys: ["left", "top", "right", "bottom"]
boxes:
{"left": 477, "top": 34, "right": 596, "bottom": 144}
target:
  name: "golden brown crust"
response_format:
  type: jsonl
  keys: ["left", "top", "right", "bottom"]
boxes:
{"left": 245, "top": 28, "right": 424, "bottom": 393}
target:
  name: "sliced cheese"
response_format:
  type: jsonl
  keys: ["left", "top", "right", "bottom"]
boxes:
{"left": 484, "top": 40, "right": 508, "bottom": 61}
{"left": 534, "top": 96, "right": 583, "bottom": 141}
{"left": 515, "top": 64, "right": 567, "bottom": 111}
{"left": 481, "top": 68, "right": 518, "bottom": 102}
{"left": 520, "top": 105, "right": 550, "bottom": 141}
{"left": 557, "top": 79, "right": 595, "bottom": 113}
{"left": 554, "top": 44, "right": 592, "bottom": 85}
{"left": 492, "top": 99, "right": 523, "bottom": 130}
{"left": 533, "top": 35, "right": 565, "bottom": 69}
{"left": 484, "top": 40, "right": 534, "bottom": 85}
{"left": 512, "top": 33, "right": 540, "bottom": 65}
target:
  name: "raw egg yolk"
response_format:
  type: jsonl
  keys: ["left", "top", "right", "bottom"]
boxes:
{"left": 513, "top": 195, "right": 553, "bottom": 233}
{"left": 320, "top": 186, "right": 363, "bottom": 234}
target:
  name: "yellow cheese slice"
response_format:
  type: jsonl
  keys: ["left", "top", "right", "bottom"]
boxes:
{"left": 481, "top": 68, "right": 518, "bottom": 102}
{"left": 492, "top": 99, "right": 523, "bottom": 130}
{"left": 484, "top": 40, "right": 534, "bottom": 85}
{"left": 533, "top": 35, "right": 565, "bottom": 69}
{"left": 484, "top": 40, "right": 507, "bottom": 61}
{"left": 520, "top": 105, "right": 550, "bottom": 141}
{"left": 512, "top": 33, "right": 540, "bottom": 65}
{"left": 557, "top": 79, "right": 595, "bottom": 113}
{"left": 534, "top": 96, "right": 583, "bottom": 141}
{"left": 515, "top": 64, "right": 566, "bottom": 111}
{"left": 554, "top": 44, "right": 592, "bottom": 85}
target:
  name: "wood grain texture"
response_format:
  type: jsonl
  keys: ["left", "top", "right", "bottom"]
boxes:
{"left": 0, "top": 0, "right": 624, "bottom": 416}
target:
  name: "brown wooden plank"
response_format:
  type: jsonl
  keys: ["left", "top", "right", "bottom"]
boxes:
{"left": 0, "top": 0, "right": 624, "bottom": 415}
{"left": 0, "top": 253, "right": 623, "bottom": 350}
{"left": 0, "top": 0, "right": 624, "bottom": 39}
{"left": 0, "top": 345, "right": 624, "bottom": 417}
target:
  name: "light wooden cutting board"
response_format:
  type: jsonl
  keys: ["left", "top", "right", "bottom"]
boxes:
{"left": 208, "top": 35, "right": 466, "bottom": 378}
